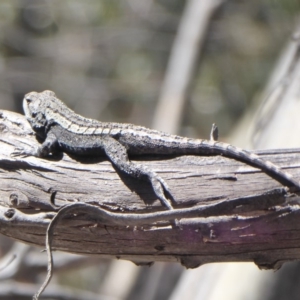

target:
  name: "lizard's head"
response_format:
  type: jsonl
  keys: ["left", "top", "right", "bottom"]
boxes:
{"left": 23, "top": 90, "right": 57, "bottom": 137}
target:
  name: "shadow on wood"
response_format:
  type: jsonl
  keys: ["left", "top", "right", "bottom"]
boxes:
{"left": 0, "top": 110, "right": 300, "bottom": 270}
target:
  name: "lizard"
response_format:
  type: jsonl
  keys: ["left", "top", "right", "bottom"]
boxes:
{"left": 13, "top": 90, "right": 300, "bottom": 210}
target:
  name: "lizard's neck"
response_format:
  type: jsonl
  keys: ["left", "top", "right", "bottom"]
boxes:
{"left": 45, "top": 99, "right": 103, "bottom": 133}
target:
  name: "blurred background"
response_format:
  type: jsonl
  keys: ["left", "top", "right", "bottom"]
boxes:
{"left": 1, "top": 0, "right": 300, "bottom": 299}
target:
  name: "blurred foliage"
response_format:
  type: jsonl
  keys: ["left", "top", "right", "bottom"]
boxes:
{"left": 0, "top": 0, "right": 299, "bottom": 136}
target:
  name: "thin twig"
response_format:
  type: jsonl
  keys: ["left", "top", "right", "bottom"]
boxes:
{"left": 33, "top": 188, "right": 289, "bottom": 299}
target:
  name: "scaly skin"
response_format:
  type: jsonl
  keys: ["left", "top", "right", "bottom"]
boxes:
{"left": 14, "top": 90, "right": 300, "bottom": 210}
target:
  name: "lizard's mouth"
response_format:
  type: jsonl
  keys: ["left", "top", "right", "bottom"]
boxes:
{"left": 23, "top": 99, "right": 32, "bottom": 119}
{"left": 23, "top": 92, "right": 41, "bottom": 119}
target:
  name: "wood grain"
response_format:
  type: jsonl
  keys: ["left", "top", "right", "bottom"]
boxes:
{"left": 1, "top": 110, "right": 300, "bottom": 269}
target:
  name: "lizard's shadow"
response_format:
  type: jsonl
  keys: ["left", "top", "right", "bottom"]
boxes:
{"left": 65, "top": 153, "right": 175, "bottom": 207}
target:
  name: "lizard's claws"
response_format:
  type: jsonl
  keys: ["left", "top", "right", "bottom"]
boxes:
{"left": 11, "top": 147, "right": 33, "bottom": 158}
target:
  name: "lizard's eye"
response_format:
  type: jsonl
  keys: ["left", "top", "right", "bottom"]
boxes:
{"left": 25, "top": 97, "right": 32, "bottom": 103}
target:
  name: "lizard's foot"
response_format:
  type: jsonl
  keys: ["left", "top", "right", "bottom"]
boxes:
{"left": 149, "top": 174, "right": 173, "bottom": 210}
{"left": 103, "top": 136, "right": 174, "bottom": 210}
{"left": 11, "top": 146, "right": 36, "bottom": 158}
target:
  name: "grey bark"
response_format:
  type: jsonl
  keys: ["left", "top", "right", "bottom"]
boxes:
{"left": 1, "top": 110, "right": 300, "bottom": 269}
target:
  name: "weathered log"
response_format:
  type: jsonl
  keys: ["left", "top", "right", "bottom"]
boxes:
{"left": 1, "top": 110, "right": 300, "bottom": 269}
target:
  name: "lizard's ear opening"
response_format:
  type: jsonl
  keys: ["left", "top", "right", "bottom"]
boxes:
{"left": 43, "top": 90, "right": 56, "bottom": 97}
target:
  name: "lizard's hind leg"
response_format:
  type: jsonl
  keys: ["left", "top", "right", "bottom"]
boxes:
{"left": 103, "top": 136, "right": 173, "bottom": 210}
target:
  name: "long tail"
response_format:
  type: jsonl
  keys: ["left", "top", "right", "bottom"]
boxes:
{"left": 199, "top": 140, "right": 300, "bottom": 190}
{"left": 126, "top": 130, "right": 300, "bottom": 190}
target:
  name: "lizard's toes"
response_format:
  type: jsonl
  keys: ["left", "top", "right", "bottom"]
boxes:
{"left": 11, "top": 147, "right": 34, "bottom": 158}
{"left": 150, "top": 176, "right": 173, "bottom": 210}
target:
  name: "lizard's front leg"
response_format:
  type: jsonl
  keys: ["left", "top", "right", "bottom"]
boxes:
{"left": 12, "top": 131, "right": 58, "bottom": 158}
{"left": 103, "top": 136, "right": 173, "bottom": 210}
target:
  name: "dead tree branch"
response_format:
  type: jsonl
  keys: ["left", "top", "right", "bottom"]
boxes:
{"left": 0, "top": 110, "right": 300, "bottom": 270}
